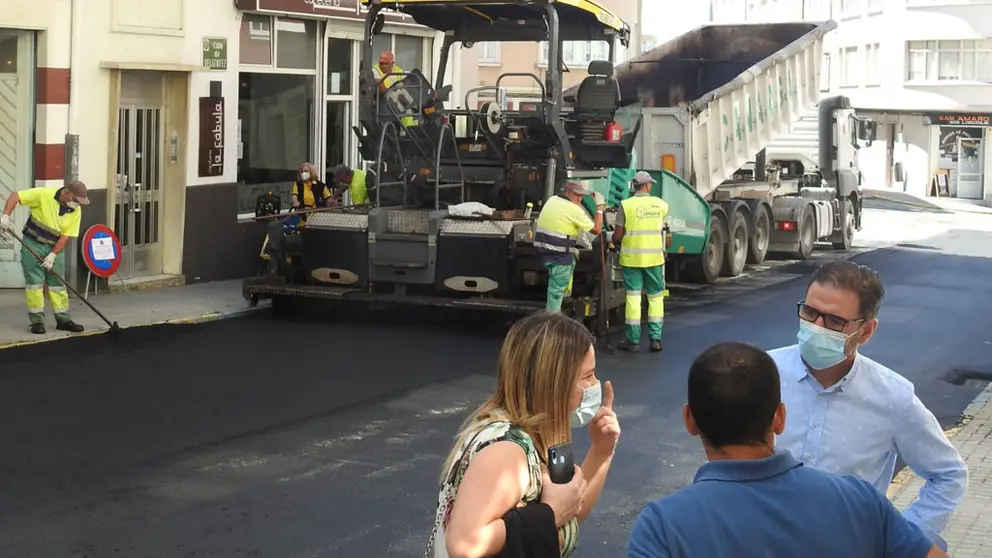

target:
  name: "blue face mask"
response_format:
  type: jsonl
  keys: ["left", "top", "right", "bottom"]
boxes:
{"left": 797, "top": 320, "right": 858, "bottom": 370}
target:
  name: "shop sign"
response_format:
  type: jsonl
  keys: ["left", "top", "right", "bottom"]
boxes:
{"left": 235, "top": 0, "right": 414, "bottom": 23}
{"left": 923, "top": 113, "right": 992, "bottom": 127}
{"left": 198, "top": 97, "right": 225, "bottom": 177}
{"left": 202, "top": 37, "right": 228, "bottom": 71}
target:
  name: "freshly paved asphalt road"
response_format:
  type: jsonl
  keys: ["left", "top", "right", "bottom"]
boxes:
{"left": 2, "top": 211, "right": 991, "bottom": 557}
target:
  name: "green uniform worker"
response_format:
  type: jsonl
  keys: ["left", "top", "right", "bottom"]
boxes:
{"left": 0, "top": 181, "right": 89, "bottom": 335}
{"left": 330, "top": 164, "right": 369, "bottom": 206}
{"left": 612, "top": 171, "right": 669, "bottom": 353}
{"left": 372, "top": 51, "right": 417, "bottom": 128}
{"left": 534, "top": 181, "right": 605, "bottom": 312}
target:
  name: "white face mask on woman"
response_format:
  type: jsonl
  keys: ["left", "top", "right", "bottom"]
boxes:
{"left": 299, "top": 171, "right": 311, "bottom": 181}
{"left": 569, "top": 381, "right": 602, "bottom": 428}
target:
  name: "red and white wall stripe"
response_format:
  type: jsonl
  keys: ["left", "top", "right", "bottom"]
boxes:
{"left": 33, "top": 10, "right": 71, "bottom": 187}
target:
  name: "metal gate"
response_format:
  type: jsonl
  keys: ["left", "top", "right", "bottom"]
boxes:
{"left": 114, "top": 106, "right": 164, "bottom": 278}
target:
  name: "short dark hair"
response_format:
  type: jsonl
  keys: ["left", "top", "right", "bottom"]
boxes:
{"left": 807, "top": 261, "right": 885, "bottom": 319}
{"left": 687, "top": 342, "right": 781, "bottom": 447}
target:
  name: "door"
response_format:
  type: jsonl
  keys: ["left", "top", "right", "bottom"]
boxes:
{"left": 114, "top": 106, "right": 165, "bottom": 278}
{"left": 957, "top": 137, "right": 984, "bottom": 200}
{"left": 0, "top": 30, "right": 32, "bottom": 288}
{"left": 325, "top": 100, "right": 351, "bottom": 201}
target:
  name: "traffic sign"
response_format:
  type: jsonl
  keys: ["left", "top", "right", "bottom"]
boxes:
{"left": 81, "top": 224, "right": 122, "bottom": 278}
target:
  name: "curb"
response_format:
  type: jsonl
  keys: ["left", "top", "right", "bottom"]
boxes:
{"left": 864, "top": 192, "right": 992, "bottom": 215}
{"left": 0, "top": 304, "right": 269, "bottom": 351}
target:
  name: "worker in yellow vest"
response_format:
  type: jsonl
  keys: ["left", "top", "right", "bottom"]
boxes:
{"left": 0, "top": 181, "right": 89, "bottom": 335}
{"left": 612, "top": 171, "right": 669, "bottom": 352}
{"left": 372, "top": 51, "right": 417, "bottom": 128}
{"left": 330, "top": 164, "right": 369, "bottom": 206}
{"left": 534, "top": 181, "right": 605, "bottom": 312}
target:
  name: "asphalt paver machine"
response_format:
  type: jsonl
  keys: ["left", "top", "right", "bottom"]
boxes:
{"left": 243, "top": 0, "right": 638, "bottom": 333}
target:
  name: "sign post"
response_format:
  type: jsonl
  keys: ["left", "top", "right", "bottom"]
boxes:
{"left": 80, "top": 224, "right": 123, "bottom": 298}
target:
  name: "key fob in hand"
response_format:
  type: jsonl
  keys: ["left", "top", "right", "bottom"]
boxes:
{"left": 547, "top": 443, "right": 575, "bottom": 484}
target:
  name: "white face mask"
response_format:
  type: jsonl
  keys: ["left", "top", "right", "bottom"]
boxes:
{"left": 300, "top": 171, "right": 311, "bottom": 181}
{"left": 66, "top": 201, "right": 80, "bottom": 209}
{"left": 569, "top": 381, "right": 602, "bottom": 428}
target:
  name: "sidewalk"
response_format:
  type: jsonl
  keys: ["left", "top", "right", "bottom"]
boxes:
{"left": 889, "top": 383, "right": 992, "bottom": 557}
{"left": 864, "top": 188, "right": 992, "bottom": 215}
{"left": 0, "top": 279, "right": 266, "bottom": 349}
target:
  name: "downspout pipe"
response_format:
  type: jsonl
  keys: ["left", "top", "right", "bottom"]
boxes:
{"left": 65, "top": 0, "right": 83, "bottom": 286}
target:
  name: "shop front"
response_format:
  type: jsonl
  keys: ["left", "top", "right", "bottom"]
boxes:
{"left": 0, "top": 29, "right": 35, "bottom": 288}
{"left": 924, "top": 112, "right": 989, "bottom": 200}
{"left": 234, "top": 0, "right": 438, "bottom": 218}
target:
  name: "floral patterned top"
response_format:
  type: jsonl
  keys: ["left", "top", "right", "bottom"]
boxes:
{"left": 426, "top": 413, "right": 580, "bottom": 557}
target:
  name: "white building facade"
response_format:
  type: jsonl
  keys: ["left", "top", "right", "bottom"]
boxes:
{"left": 711, "top": 0, "right": 992, "bottom": 202}
{"left": 0, "top": 0, "right": 450, "bottom": 289}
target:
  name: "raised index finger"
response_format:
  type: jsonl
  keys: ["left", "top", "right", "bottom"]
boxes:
{"left": 602, "top": 380, "right": 614, "bottom": 409}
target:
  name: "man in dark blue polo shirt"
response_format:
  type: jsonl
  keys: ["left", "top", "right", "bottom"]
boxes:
{"left": 627, "top": 342, "right": 946, "bottom": 558}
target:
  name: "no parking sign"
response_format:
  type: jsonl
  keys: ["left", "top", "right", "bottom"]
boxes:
{"left": 81, "top": 224, "right": 122, "bottom": 278}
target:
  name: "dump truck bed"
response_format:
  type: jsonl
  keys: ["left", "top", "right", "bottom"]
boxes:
{"left": 584, "top": 22, "right": 836, "bottom": 199}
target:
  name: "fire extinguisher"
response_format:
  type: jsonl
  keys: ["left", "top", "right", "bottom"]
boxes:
{"left": 604, "top": 121, "right": 622, "bottom": 142}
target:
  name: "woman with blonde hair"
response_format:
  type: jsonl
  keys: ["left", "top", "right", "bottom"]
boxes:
{"left": 427, "top": 311, "right": 621, "bottom": 558}
{"left": 290, "top": 162, "right": 332, "bottom": 215}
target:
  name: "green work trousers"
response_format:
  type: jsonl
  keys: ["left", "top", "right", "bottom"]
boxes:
{"left": 623, "top": 265, "right": 665, "bottom": 344}
{"left": 544, "top": 259, "right": 575, "bottom": 313}
{"left": 21, "top": 235, "right": 72, "bottom": 326}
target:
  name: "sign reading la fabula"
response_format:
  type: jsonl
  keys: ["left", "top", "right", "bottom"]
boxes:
{"left": 198, "top": 97, "right": 225, "bottom": 177}
{"left": 923, "top": 113, "right": 992, "bottom": 127}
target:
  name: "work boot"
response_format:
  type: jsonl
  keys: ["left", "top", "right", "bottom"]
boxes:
{"left": 30, "top": 323, "right": 45, "bottom": 335}
{"left": 650, "top": 340, "right": 663, "bottom": 353}
{"left": 56, "top": 320, "right": 84, "bottom": 333}
{"left": 617, "top": 340, "right": 639, "bottom": 352}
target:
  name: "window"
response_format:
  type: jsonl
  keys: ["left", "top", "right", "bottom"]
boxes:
{"left": 867, "top": 0, "right": 880, "bottom": 10}
{"left": 837, "top": 0, "right": 860, "bottom": 17}
{"left": 840, "top": 46, "right": 859, "bottom": 86}
{"left": 865, "top": 43, "right": 880, "bottom": 86}
{"left": 477, "top": 42, "right": 500, "bottom": 65}
{"left": 276, "top": 18, "right": 317, "bottom": 70}
{"left": 326, "top": 38, "right": 353, "bottom": 96}
{"left": 240, "top": 14, "right": 272, "bottom": 65}
{"left": 237, "top": 73, "right": 316, "bottom": 216}
{"left": 820, "top": 52, "right": 831, "bottom": 92}
{"left": 539, "top": 41, "right": 610, "bottom": 68}
{"left": 372, "top": 34, "right": 434, "bottom": 81}
{"left": 906, "top": 40, "right": 992, "bottom": 82}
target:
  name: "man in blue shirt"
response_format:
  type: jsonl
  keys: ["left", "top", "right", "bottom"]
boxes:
{"left": 627, "top": 342, "right": 945, "bottom": 558}
{"left": 770, "top": 261, "right": 966, "bottom": 549}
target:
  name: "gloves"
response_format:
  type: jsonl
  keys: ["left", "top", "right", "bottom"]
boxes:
{"left": 591, "top": 192, "right": 606, "bottom": 207}
{"left": 41, "top": 252, "right": 56, "bottom": 271}
{"left": 0, "top": 213, "right": 10, "bottom": 232}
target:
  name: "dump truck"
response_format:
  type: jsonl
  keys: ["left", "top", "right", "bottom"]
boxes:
{"left": 577, "top": 21, "right": 877, "bottom": 284}
{"left": 243, "top": 6, "right": 873, "bottom": 333}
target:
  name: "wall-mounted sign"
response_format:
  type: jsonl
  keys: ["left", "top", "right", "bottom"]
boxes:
{"left": 202, "top": 37, "right": 228, "bottom": 71}
{"left": 198, "top": 97, "right": 225, "bottom": 177}
{"left": 922, "top": 113, "right": 992, "bottom": 127}
{"left": 234, "top": 0, "right": 414, "bottom": 23}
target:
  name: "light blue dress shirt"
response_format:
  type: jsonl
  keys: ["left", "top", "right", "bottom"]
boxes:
{"left": 769, "top": 345, "right": 968, "bottom": 549}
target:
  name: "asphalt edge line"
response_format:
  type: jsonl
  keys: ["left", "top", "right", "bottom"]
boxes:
{"left": 885, "top": 381, "right": 992, "bottom": 499}
{"left": 0, "top": 305, "right": 268, "bottom": 351}
{"left": 864, "top": 193, "right": 992, "bottom": 215}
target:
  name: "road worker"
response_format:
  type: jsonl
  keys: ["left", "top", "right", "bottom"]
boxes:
{"left": 372, "top": 51, "right": 417, "bottom": 128}
{"left": 0, "top": 181, "right": 88, "bottom": 335}
{"left": 534, "top": 181, "right": 606, "bottom": 313}
{"left": 612, "top": 171, "right": 669, "bottom": 352}
{"left": 329, "top": 164, "right": 369, "bottom": 206}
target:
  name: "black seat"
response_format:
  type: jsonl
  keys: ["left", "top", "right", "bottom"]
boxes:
{"left": 573, "top": 60, "right": 620, "bottom": 121}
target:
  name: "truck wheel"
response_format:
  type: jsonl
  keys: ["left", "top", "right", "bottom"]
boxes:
{"left": 747, "top": 205, "right": 771, "bottom": 264}
{"left": 721, "top": 211, "right": 748, "bottom": 277}
{"left": 687, "top": 211, "right": 726, "bottom": 284}
{"left": 831, "top": 199, "right": 855, "bottom": 250}
{"left": 793, "top": 207, "right": 815, "bottom": 260}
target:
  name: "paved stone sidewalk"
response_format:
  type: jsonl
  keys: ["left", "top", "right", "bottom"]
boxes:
{"left": 890, "top": 384, "right": 992, "bottom": 557}
{"left": 0, "top": 279, "right": 266, "bottom": 348}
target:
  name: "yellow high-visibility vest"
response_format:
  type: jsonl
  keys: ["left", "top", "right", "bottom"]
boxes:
{"left": 619, "top": 194, "right": 669, "bottom": 268}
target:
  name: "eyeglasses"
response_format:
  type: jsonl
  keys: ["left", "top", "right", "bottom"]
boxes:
{"left": 797, "top": 302, "right": 865, "bottom": 333}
